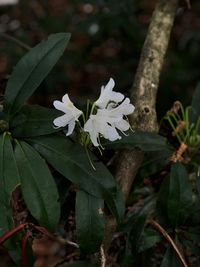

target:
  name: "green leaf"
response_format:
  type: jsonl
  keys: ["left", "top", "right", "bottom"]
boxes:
{"left": 57, "top": 262, "right": 94, "bottom": 267}
{"left": 103, "top": 131, "right": 172, "bottom": 151}
{"left": 124, "top": 196, "right": 155, "bottom": 254}
{"left": 4, "top": 33, "right": 71, "bottom": 118}
{"left": 161, "top": 247, "right": 182, "bottom": 267}
{"left": 14, "top": 141, "right": 60, "bottom": 230}
{"left": 10, "top": 105, "right": 62, "bottom": 137}
{"left": 124, "top": 195, "right": 155, "bottom": 233}
{"left": 187, "top": 226, "right": 200, "bottom": 242}
{"left": 139, "top": 150, "right": 172, "bottom": 177}
{"left": 0, "top": 133, "right": 20, "bottom": 234}
{"left": 186, "top": 198, "right": 200, "bottom": 225}
{"left": 27, "top": 135, "right": 124, "bottom": 222}
{"left": 0, "top": 133, "right": 20, "bottom": 197}
{"left": 157, "top": 163, "right": 193, "bottom": 228}
{"left": 0, "top": 202, "right": 14, "bottom": 236}
{"left": 189, "top": 83, "right": 200, "bottom": 123}
{"left": 138, "top": 229, "right": 162, "bottom": 253}
{"left": 76, "top": 190, "right": 104, "bottom": 254}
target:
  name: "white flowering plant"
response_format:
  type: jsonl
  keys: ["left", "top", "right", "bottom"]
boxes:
{"left": 53, "top": 77, "right": 135, "bottom": 150}
{"left": 0, "top": 33, "right": 171, "bottom": 264}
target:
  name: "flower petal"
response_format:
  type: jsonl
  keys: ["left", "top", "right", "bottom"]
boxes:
{"left": 110, "top": 98, "right": 135, "bottom": 116}
{"left": 53, "top": 100, "right": 68, "bottom": 113}
{"left": 102, "top": 124, "right": 121, "bottom": 141}
{"left": 66, "top": 120, "right": 75, "bottom": 136}
{"left": 53, "top": 114, "right": 72, "bottom": 128}
{"left": 95, "top": 78, "right": 124, "bottom": 108}
{"left": 62, "top": 93, "right": 71, "bottom": 104}
{"left": 84, "top": 117, "right": 99, "bottom": 146}
{"left": 113, "top": 119, "right": 130, "bottom": 132}
{"left": 53, "top": 94, "right": 82, "bottom": 136}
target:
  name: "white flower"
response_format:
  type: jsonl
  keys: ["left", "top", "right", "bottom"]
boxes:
{"left": 53, "top": 94, "right": 82, "bottom": 136}
{"left": 84, "top": 98, "right": 135, "bottom": 146}
{"left": 84, "top": 110, "right": 122, "bottom": 147}
{"left": 95, "top": 78, "right": 124, "bottom": 109}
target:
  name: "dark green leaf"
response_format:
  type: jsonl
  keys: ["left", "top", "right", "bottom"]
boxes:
{"left": 27, "top": 135, "right": 124, "bottom": 222}
{"left": 185, "top": 198, "right": 200, "bottom": 225}
{"left": 0, "top": 112, "right": 3, "bottom": 120}
{"left": 157, "top": 163, "right": 193, "bottom": 228}
{"left": 138, "top": 229, "right": 162, "bottom": 253}
{"left": 103, "top": 131, "right": 172, "bottom": 151}
{"left": 189, "top": 83, "right": 200, "bottom": 123}
{"left": 161, "top": 247, "right": 182, "bottom": 267}
{"left": 4, "top": 33, "right": 71, "bottom": 118}
{"left": 14, "top": 141, "right": 60, "bottom": 230}
{"left": 0, "top": 203, "right": 14, "bottom": 236}
{"left": 10, "top": 105, "right": 62, "bottom": 137}
{"left": 187, "top": 226, "right": 200, "bottom": 242}
{"left": 139, "top": 150, "right": 172, "bottom": 177}
{"left": 0, "top": 133, "right": 20, "bottom": 197}
{"left": 125, "top": 196, "right": 155, "bottom": 254}
{"left": 197, "top": 175, "right": 200, "bottom": 195}
{"left": 76, "top": 190, "right": 104, "bottom": 253}
{"left": 124, "top": 195, "right": 155, "bottom": 233}
{"left": 129, "top": 214, "right": 148, "bottom": 254}
{"left": 0, "top": 133, "right": 20, "bottom": 234}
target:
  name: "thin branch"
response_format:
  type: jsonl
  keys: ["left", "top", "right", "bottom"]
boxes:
{"left": 0, "top": 33, "right": 31, "bottom": 50}
{"left": 116, "top": 0, "right": 179, "bottom": 199}
{"left": 148, "top": 219, "right": 189, "bottom": 267}
{"left": 103, "top": 0, "right": 179, "bottom": 252}
{"left": 100, "top": 245, "right": 106, "bottom": 267}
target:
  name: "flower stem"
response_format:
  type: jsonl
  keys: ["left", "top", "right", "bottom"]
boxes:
{"left": 85, "top": 147, "right": 96, "bottom": 170}
{"left": 167, "top": 116, "right": 183, "bottom": 144}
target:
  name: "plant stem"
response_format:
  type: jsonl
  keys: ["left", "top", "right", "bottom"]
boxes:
{"left": 0, "top": 33, "right": 31, "bottom": 50}
{"left": 148, "top": 219, "right": 189, "bottom": 267}
{"left": 102, "top": 0, "right": 180, "bottom": 256}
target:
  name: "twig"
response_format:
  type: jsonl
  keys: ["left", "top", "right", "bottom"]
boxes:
{"left": 100, "top": 245, "right": 106, "bottom": 267}
{"left": 0, "top": 33, "right": 31, "bottom": 50}
{"left": 102, "top": 0, "right": 179, "bottom": 253}
{"left": 170, "top": 142, "right": 188, "bottom": 162}
{"left": 116, "top": 0, "right": 179, "bottom": 199}
{"left": 148, "top": 219, "right": 189, "bottom": 267}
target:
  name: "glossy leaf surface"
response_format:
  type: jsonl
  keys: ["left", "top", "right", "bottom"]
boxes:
{"left": 76, "top": 190, "right": 104, "bottom": 253}
{"left": 4, "top": 33, "right": 70, "bottom": 118}
{"left": 14, "top": 141, "right": 60, "bottom": 230}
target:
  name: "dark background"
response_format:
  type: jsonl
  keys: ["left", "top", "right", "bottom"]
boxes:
{"left": 0, "top": 0, "right": 200, "bottom": 118}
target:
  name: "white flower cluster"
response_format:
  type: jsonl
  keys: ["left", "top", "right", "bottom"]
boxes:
{"left": 53, "top": 78, "right": 135, "bottom": 147}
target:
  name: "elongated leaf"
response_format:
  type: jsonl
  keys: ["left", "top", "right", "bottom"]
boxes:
{"left": 189, "top": 83, "right": 200, "bottom": 123}
{"left": 10, "top": 105, "right": 62, "bottom": 137}
{"left": 161, "top": 247, "right": 182, "bottom": 267}
{"left": 27, "top": 135, "right": 124, "bottom": 222}
{"left": 4, "top": 33, "right": 70, "bottom": 118}
{"left": 123, "top": 195, "right": 155, "bottom": 233}
{"left": 76, "top": 190, "right": 104, "bottom": 254}
{"left": 127, "top": 196, "right": 155, "bottom": 254}
{"left": 0, "top": 203, "right": 14, "bottom": 236}
{"left": 14, "top": 141, "right": 60, "bottom": 230}
{"left": 0, "top": 110, "right": 5, "bottom": 120}
{"left": 0, "top": 133, "right": 20, "bottom": 234}
{"left": 138, "top": 229, "right": 162, "bottom": 253}
{"left": 157, "top": 163, "right": 193, "bottom": 228}
{"left": 187, "top": 226, "right": 200, "bottom": 242}
{"left": 103, "top": 131, "right": 172, "bottom": 151}
{"left": 139, "top": 150, "right": 172, "bottom": 177}
{"left": 0, "top": 133, "right": 20, "bottom": 197}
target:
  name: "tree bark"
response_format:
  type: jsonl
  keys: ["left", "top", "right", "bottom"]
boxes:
{"left": 103, "top": 0, "right": 179, "bottom": 254}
